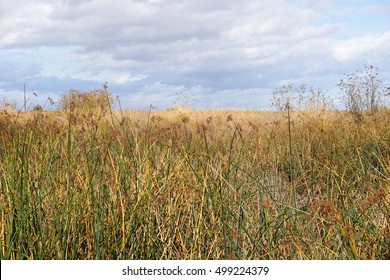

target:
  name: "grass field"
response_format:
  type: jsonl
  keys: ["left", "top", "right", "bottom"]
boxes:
{"left": 0, "top": 107, "right": 389, "bottom": 259}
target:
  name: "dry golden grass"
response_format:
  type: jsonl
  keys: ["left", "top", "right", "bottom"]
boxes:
{"left": 0, "top": 107, "right": 389, "bottom": 259}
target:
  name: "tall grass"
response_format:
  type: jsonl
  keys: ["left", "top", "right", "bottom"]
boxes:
{"left": 0, "top": 108, "right": 389, "bottom": 259}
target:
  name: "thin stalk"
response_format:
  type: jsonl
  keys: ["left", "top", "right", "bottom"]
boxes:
{"left": 287, "top": 102, "right": 296, "bottom": 208}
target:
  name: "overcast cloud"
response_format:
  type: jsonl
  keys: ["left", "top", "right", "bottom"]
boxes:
{"left": 1, "top": 0, "right": 389, "bottom": 109}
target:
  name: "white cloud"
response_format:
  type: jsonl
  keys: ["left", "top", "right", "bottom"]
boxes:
{"left": 332, "top": 31, "right": 390, "bottom": 62}
{"left": 117, "top": 74, "right": 147, "bottom": 84}
{"left": 0, "top": 2, "right": 54, "bottom": 48}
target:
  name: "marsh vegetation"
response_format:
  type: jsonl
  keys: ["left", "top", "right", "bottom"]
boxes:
{"left": 0, "top": 105, "right": 388, "bottom": 259}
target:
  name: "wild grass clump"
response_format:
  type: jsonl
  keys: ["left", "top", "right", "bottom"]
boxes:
{"left": 0, "top": 107, "right": 388, "bottom": 259}
{"left": 58, "top": 89, "right": 114, "bottom": 116}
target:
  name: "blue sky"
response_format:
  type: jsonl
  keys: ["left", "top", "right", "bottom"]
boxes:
{"left": 1, "top": 0, "right": 389, "bottom": 110}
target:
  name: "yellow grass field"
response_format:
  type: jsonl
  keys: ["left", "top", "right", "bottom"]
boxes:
{"left": 0, "top": 107, "right": 389, "bottom": 259}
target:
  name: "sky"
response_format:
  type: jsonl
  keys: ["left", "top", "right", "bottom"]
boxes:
{"left": 1, "top": 0, "right": 389, "bottom": 110}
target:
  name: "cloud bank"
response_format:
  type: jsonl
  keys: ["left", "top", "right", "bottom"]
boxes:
{"left": 1, "top": 0, "right": 389, "bottom": 109}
